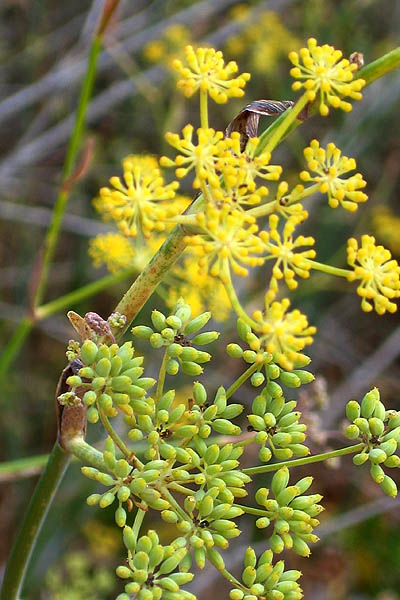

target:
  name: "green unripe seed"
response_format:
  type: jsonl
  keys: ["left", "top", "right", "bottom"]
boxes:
{"left": 181, "top": 361, "right": 203, "bottom": 376}
{"left": 206, "top": 547, "right": 225, "bottom": 571}
{"left": 87, "top": 406, "right": 99, "bottom": 423}
{"left": 166, "top": 315, "right": 182, "bottom": 330}
{"left": 292, "top": 370, "right": 315, "bottom": 384}
{"left": 242, "top": 565, "right": 256, "bottom": 587}
{"left": 266, "top": 363, "right": 281, "bottom": 379}
{"left": 267, "top": 381, "right": 283, "bottom": 398}
{"left": 369, "top": 448, "right": 387, "bottom": 464}
{"left": 353, "top": 417, "right": 370, "bottom": 434}
{"left": 150, "top": 333, "right": 164, "bottom": 348}
{"left": 361, "top": 388, "right": 379, "bottom": 418}
{"left": 185, "top": 312, "right": 211, "bottom": 334}
{"left": 175, "top": 305, "right": 192, "bottom": 323}
{"left": 99, "top": 492, "right": 116, "bottom": 508}
{"left": 259, "top": 447, "right": 272, "bottom": 462}
{"left": 251, "top": 372, "right": 265, "bottom": 387}
{"left": 368, "top": 417, "right": 384, "bottom": 437}
{"left": 256, "top": 517, "right": 271, "bottom": 528}
{"left": 384, "top": 454, "right": 400, "bottom": 468}
{"left": 237, "top": 318, "right": 252, "bottom": 341}
{"left": 353, "top": 452, "right": 369, "bottom": 466}
{"left": 279, "top": 371, "right": 301, "bottom": 388}
{"left": 380, "top": 475, "right": 398, "bottom": 498}
{"left": 345, "top": 424, "right": 360, "bottom": 439}
{"left": 116, "top": 566, "right": 132, "bottom": 579}
{"left": 115, "top": 506, "right": 127, "bottom": 527}
{"left": 212, "top": 419, "right": 241, "bottom": 435}
{"left": 96, "top": 357, "right": 111, "bottom": 377}
{"left": 78, "top": 367, "right": 95, "bottom": 379}
{"left": 379, "top": 438, "right": 397, "bottom": 457}
{"left": 227, "top": 343, "right": 243, "bottom": 358}
{"left": 264, "top": 412, "right": 277, "bottom": 427}
{"left": 192, "top": 331, "right": 219, "bottom": 345}
{"left": 161, "top": 510, "right": 179, "bottom": 523}
{"left": 370, "top": 463, "right": 385, "bottom": 483}
{"left": 80, "top": 340, "right": 98, "bottom": 365}
{"left": 166, "top": 359, "right": 179, "bottom": 375}
{"left": 86, "top": 493, "right": 101, "bottom": 506}
{"left": 161, "top": 327, "right": 175, "bottom": 341}
{"left": 83, "top": 390, "right": 97, "bottom": 406}
{"left": 243, "top": 350, "right": 257, "bottom": 363}
{"left": 66, "top": 375, "right": 82, "bottom": 387}
{"left": 346, "top": 400, "right": 361, "bottom": 421}
{"left": 151, "top": 310, "right": 166, "bottom": 331}
{"left": 230, "top": 590, "right": 244, "bottom": 600}
{"left": 269, "top": 534, "right": 284, "bottom": 554}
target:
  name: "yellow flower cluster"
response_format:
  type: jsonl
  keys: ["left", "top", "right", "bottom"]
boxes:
{"left": 88, "top": 233, "right": 135, "bottom": 273}
{"left": 172, "top": 45, "right": 250, "bottom": 103}
{"left": 184, "top": 205, "right": 265, "bottom": 280}
{"left": 271, "top": 181, "right": 308, "bottom": 221}
{"left": 347, "top": 235, "right": 400, "bottom": 314}
{"left": 94, "top": 155, "right": 181, "bottom": 238}
{"left": 225, "top": 11, "right": 300, "bottom": 75}
{"left": 289, "top": 38, "right": 365, "bottom": 115}
{"left": 253, "top": 298, "right": 316, "bottom": 370}
{"left": 300, "top": 140, "right": 368, "bottom": 211}
{"left": 372, "top": 207, "right": 400, "bottom": 256}
{"left": 143, "top": 24, "right": 191, "bottom": 68}
{"left": 260, "top": 215, "right": 316, "bottom": 300}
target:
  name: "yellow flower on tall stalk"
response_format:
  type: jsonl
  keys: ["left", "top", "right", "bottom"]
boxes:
{"left": 184, "top": 204, "right": 265, "bottom": 281}
{"left": 260, "top": 215, "right": 316, "bottom": 300}
{"left": 172, "top": 45, "right": 250, "bottom": 104}
{"left": 300, "top": 140, "right": 368, "bottom": 211}
{"left": 94, "top": 155, "right": 180, "bottom": 238}
{"left": 253, "top": 298, "right": 316, "bottom": 371}
{"left": 289, "top": 37, "right": 365, "bottom": 115}
{"left": 347, "top": 235, "right": 400, "bottom": 314}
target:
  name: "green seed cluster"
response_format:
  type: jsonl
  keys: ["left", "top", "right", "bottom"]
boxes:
{"left": 248, "top": 387, "right": 309, "bottom": 462}
{"left": 227, "top": 319, "right": 314, "bottom": 389}
{"left": 62, "top": 340, "right": 155, "bottom": 423}
{"left": 116, "top": 530, "right": 195, "bottom": 600}
{"left": 345, "top": 388, "right": 400, "bottom": 497}
{"left": 132, "top": 299, "right": 219, "bottom": 377}
{"left": 229, "top": 547, "right": 303, "bottom": 600}
{"left": 255, "top": 467, "right": 322, "bottom": 557}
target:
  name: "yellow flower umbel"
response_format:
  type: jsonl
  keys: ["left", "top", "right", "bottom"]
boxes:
{"left": 173, "top": 45, "right": 250, "bottom": 103}
{"left": 372, "top": 207, "right": 400, "bottom": 256}
{"left": 260, "top": 215, "right": 316, "bottom": 300}
{"left": 185, "top": 204, "right": 265, "bottom": 281}
{"left": 289, "top": 38, "right": 365, "bottom": 116}
{"left": 95, "top": 155, "right": 180, "bottom": 238}
{"left": 89, "top": 233, "right": 135, "bottom": 273}
{"left": 347, "top": 235, "right": 400, "bottom": 314}
{"left": 253, "top": 298, "right": 316, "bottom": 370}
{"left": 300, "top": 140, "right": 368, "bottom": 211}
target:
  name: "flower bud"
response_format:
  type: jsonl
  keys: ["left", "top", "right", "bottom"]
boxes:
{"left": 83, "top": 390, "right": 97, "bottom": 406}
{"left": 345, "top": 424, "right": 360, "bottom": 439}
{"left": 267, "top": 381, "right": 283, "bottom": 398}
{"left": 259, "top": 447, "right": 272, "bottom": 462}
{"left": 115, "top": 506, "right": 127, "bottom": 527}
{"left": 227, "top": 343, "right": 243, "bottom": 358}
{"left": 87, "top": 406, "right": 99, "bottom": 423}
{"left": 220, "top": 404, "right": 243, "bottom": 419}
{"left": 161, "top": 510, "right": 179, "bottom": 523}
{"left": 379, "top": 438, "right": 397, "bottom": 457}
{"left": 280, "top": 371, "right": 301, "bottom": 388}
{"left": 99, "top": 492, "right": 116, "bottom": 508}
{"left": 292, "top": 537, "right": 311, "bottom": 557}
{"left": 272, "top": 432, "right": 292, "bottom": 447}
{"left": 271, "top": 467, "right": 289, "bottom": 497}
{"left": 256, "top": 517, "right": 271, "bottom": 529}
{"left": 151, "top": 310, "right": 166, "bottom": 331}
{"left": 279, "top": 412, "right": 301, "bottom": 428}
{"left": 369, "top": 448, "right": 387, "bottom": 464}
{"left": 354, "top": 417, "right": 370, "bottom": 434}
{"left": 150, "top": 333, "right": 164, "bottom": 348}
{"left": 266, "top": 363, "right": 281, "bottom": 379}
{"left": 368, "top": 417, "right": 384, "bottom": 437}
{"left": 292, "top": 370, "right": 315, "bottom": 384}
{"left": 166, "top": 359, "right": 179, "bottom": 375}
{"left": 242, "top": 565, "right": 256, "bottom": 587}
{"left": 86, "top": 493, "right": 101, "bottom": 506}
{"left": 370, "top": 463, "right": 385, "bottom": 483}
{"left": 264, "top": 412, "right": 277, "bottom": 428}
{"left": 175, "top": 304, "right": 192, "bottom": 324}
{"left": 174, "top": 425, "right": 198, "bottom": 438}
{"left": 206, "top": 547, "right": 225, "bottom": 571}
{"left": 353, "top": 452, "right": 369, "bottom": 466}
{"left": 248, "top": 415, "right": 266, "bottom": 431}
{"left": 380, "top": 475, "right": 397, "bottom": 498}
{"left": 384, "top": 455, "right": 400, "bottom": 468}
{"left": 116, "top": 566, "right": 132, "bottom": 579}
{"left": 230, "top": 590, "right": 244, "bottom": 600}
{"left": 269, "top": 534, "right": 284, "bottom": 553}
{"left": 237, "top": 318, "right": 252, "bottom": 341}
{"left": 346, "top": 400, "right": 361, "bottom": 421}
{"left": 373, "top": 400, "right": 386, "bottom": 421}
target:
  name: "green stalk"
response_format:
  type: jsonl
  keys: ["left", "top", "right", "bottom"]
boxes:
{"left": 222, "top": 261, "right": 258, "bottom": 330}
{"left": 36, "top": 265, "right": 138, "bottom": 319}
{"left": 0, "top": 454, "right": 49, "bottom": 481}
{"left": 226, "top": 363, "right": 259, "bottom": 399}
{"left": 200, "top": 89, "right": 209, "bottom": 128}
{"left": 307, "top": 259, "right": 350, "bottom": 279}
{"left": 33, "top": 37, "right": 102, "bottom": 309}
{"left": 0, "top": 318, "right": 33, "bottom": 387}
{"left": 242, "top": 442, "right": 365, "bottom": 475}
{"left": 97, "top": 405, "right": 132, "bottom": 460}
{"left": 0, "top": 443, "right": 70, "bottom": 600}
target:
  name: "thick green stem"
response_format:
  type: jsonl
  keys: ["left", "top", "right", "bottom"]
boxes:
{"left": 226, "top": 363, "right": 259, "bottom": 399}
{"left": 66, "top": 437, "right": 107, "bottom": 471}
{"left": 0, "top": 443, "right": 70, "bottom": 600}
{"left": 242, "top": 442, "right": 365, "bottom": 475}
{"left": 33, "top": 37, "right": 102, "bottom": 309}
{"left": 261, "top": 93, "right": 309, "bottom": 155}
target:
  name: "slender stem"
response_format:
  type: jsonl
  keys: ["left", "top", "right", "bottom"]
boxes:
{"left": 357, "top": 46, "right": 400, "bottom": 85}
{"left": 262, "top": 93, "right": 309, "bottom": 155}
{"left": 232, "top": 435, "right": 257, "bottom": 449}
{"left": 155, "top": 349, "right": 169, "bottom": 403}
{"left": 307, "top": 259, "right": 350, "bottom": 279}
{"left": 131, "top": 508, "right": 146, "bottom": 542}
{"left": 200, "top": 89, "right": 209, "bottom": 128}
{"left": 36, "top": 266, "right": 138, "bottom": 319}
{"left": 222, "top": 262, "right": 258, "bottom": 329}
{"left": 97, "top": 405, "right": 131, "bottom": 460}
{"left": 0, "top": 318, "right": 33, "bottom": 385}
{"left": 0, "top": 443, "right": 70, "bottom": 600}
{"left": 33, "top": 37, "right": 102, "bottom": 308}
{"left": 242, "top": 442, "right": 365, "bottom": 475}
{"left": 217, "top": 567, "right": 246, "bottom": 591}
{"left": 233, "top": 504, "right": 270, "bottom": 517}
{"left": 168, "top": 483, "right": 195, "bottom": 496}
{"left": 226, "top": 363, "right": 259, "bottom": 399}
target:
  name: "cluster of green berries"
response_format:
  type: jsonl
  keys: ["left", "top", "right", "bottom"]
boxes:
{"left": 227, "top": 319, "right": 314, "bottom": 389}
{"left": 59, "top": 340, "right": 155, "bottom": 423}
{"left": 345, "top": 388, "right": 400, "bottom": 497}
{"left": 116, "top": 529, "right": 194, "bottom": 600}
{"left": 247, "top": 387, "right": 309, "bottom": 462}
{"left": 230, "top": 547, "right": 303, "bottom": 600}
{"left": 132, "top": 299, "right": 219, "bottom": 377}
{"left": 255, "top": 467, "right": 322, "bottom": 557}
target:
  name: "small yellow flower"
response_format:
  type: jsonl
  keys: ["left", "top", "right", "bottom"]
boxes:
{"left": 172, "top": 45, "right": 250, "bottom": 103}
{"left": 289, "top": 38, "right": 365, "bottom": 115}
{"left": 89, "top": 233, "right": 135, "bottom": 273}
{"left": 347, "top": 235, "right": 400, "bottom": 314}
{"left": 161, "top": 125, "right": 224, "bottom": 189}
{"left": 218, "top": 133, "right": 282, "bottom": 184}
{"left": 272, "top": 181, "right": 308, "bottom": 221}
{"left": 184, "top": 204, "right": 265, "bottom": 280}
{"left": 300, "top": 140, "right": 368, "bottom": 211}
{"left": 253, "top": 298, "right": 316, "bottom": 370}
{"left": 95, "top": 155, "right": 180, "bottom": 238}
{"left": 260, "top": 215, "right": 316, "bottom": 299}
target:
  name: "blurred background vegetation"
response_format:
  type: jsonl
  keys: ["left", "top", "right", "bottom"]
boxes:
{"left": 0, "top": 1, "right": 399, "bottom": 599}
